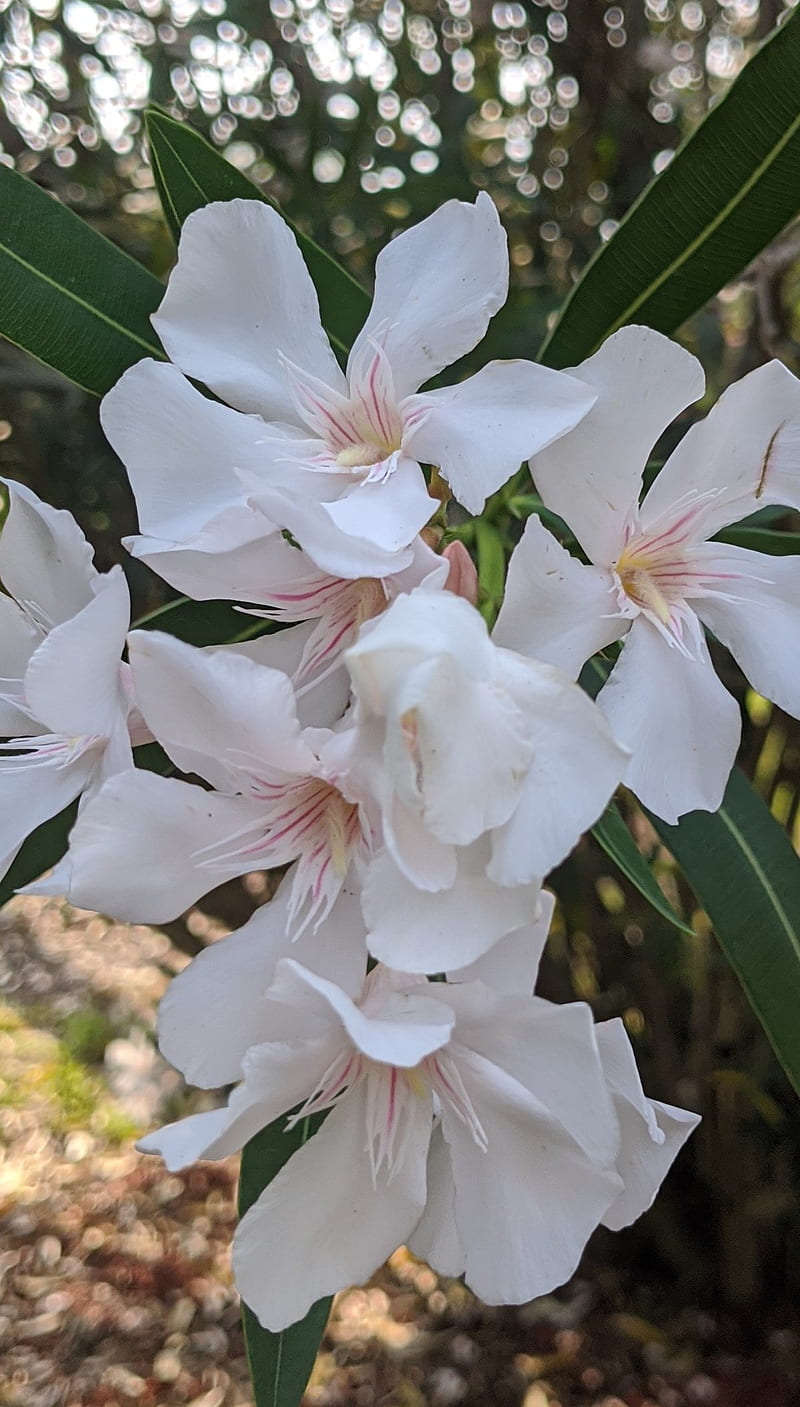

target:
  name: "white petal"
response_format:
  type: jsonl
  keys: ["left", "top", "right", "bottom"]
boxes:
{"left": 268, "top": 959, "right": 454, "bottom": 1067}
{"left": 320, "top": 457, "right": 436, "bottom": 556}
{"left": 530, "top": 326, "right": 705, "bottom": 565}
{"left": 0, "top": 591, "right": 38, "bottom": 682}
{"left": 595, "top": 1019, "right": 700, "bottom": 1231}
{"left": 488, "top": 656, "right": 627, "bottom": 886}
{"left": 641, "top": 360, "right": 800, "bottom": 539}
{"left": 493, "top": 515, "right": 627, "bottom": 679}
{"left": 449, "top": 890, "right": 555, "bottom": 994}
{"left": 444, "top": 1049, "right": 621, "bottom": 1305}
{"left": 348, "top": 193, "right": 508, "bottom": 400}
{"left": 246, "top": 480, "right": 417, "bottom": 581}
{"left": 124, "top": 505, "right": 286, "bottom": 603}
{"left": 152, "top": 199, "right": 345, "bottom": 419}
{"left": 101, "top": 360, "right": 272, "bottom": 541}
{"left": 405, "top": 361, "right": 596, "bottom": 515}
{"left": 127, "top": 631, "right": 314, "bottom": 791}
{"left": 28, "top": 769, "right": 266, "bottom": 921}
{"left": 157, "top": 872, "right": 368, "bottom": 1087}
{"left": 24, "top": 569, "right": 129, "bottom": 739}
{"left": 140, "top": 1032, "right": 338, "bottom": 1167}
{"left": 233, "top": 624, "right": 352, "bottom": 731}
{"left": 383, "top": 796, "right": 457, "bottom": 892}
{"left": 0, "top": 750, "right": 92, "bottom": 879}
{"left": 363, "top": 846, "right": 541, "bottom": 974}
{"left": 233, "top": 1082, "right": 429, "bottom": 1331}
{"left": 406, "top": 1126, "right": 465, "bottom": 1277}
{"left": 689, "top": 544, "right": 800, "bottom": 718}
{"left": 446, "top": 987, "right": 619, "bottom": 1166}
{"left": 0, "top": 479, "right": 95, "bottom": 628}
{"left": 390, "top": 655, "right": 533, "bottom": 846}
{"left": 597, "top": 618, "right": 741, "bottom": 822}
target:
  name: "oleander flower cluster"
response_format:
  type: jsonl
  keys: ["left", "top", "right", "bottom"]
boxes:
{"left": 5, "top": 193, "right": 800, "bottom": 1330}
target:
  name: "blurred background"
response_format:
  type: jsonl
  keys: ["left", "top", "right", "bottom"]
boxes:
{"left": 1, "top": 2, "right": 800, "bottom": 1403}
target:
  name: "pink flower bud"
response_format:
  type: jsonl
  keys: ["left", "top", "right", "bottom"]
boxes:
{"left": 443, "top": 540, "right": 478, "bottom": 606}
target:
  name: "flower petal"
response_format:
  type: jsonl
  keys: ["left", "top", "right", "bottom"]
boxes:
{"left": 157, "top": 872, "right": 368, "bottom": 1087}
{"left": 493, "top": 515, "right": 627, "bottom": 679}
{"left": 0, "top": 479, "right": 95, "bottom": 628}
{"left": 24, "top": 568, "right": 129, "bottom": 739}
{"left": 446, "top": 987, "right": 619, "bottom": 1166}
{"left": 444, "top": 1048, "right": 621, "bottom": 1305}
{"left": 127, "top": 630, "right": 315, "bottom": 792}
{"left": 267, "top": 959, "right": 454, "bottom": 1067}
{"left": 101, "top": 360, "right": 275, "bottom": 542}
{"left": 596, "top": 617, "right": 741, "bottom": 822}
{"left": 0, "top": 749, "right": 92, "bottom": 879}
{"left": 233, "top": 1081, "right": 429, "bottom": 1331}
{"left": 152, "top": 199, "right": 346, "bottom": 420}
{"left": 448, "top": 891, "right": 555, "bottom": 994}
{"left": 0, "top": 591, "right": 38, "bottom": 682}
{"left": 139, "top": 1032, "right": 338, "bottom": 1168}
{"left": 348, "top": 192, "right": 508, "bottom": 400}
{"left": 689, "top": 543, "right": 800, "bottom": 717}
{"left": 640, "top": 360, "right": 800, "bottom": 539}
{"left": 405, "top": 361, "right": 596, "bottom": 515}
{"left": 319, "top": 456, "right": 436, "bottom": 556}
{"left": 27, "top": 770, "right": 266, "bottom": 921}
{"left": 124, "top": 506, "right": 289, "bottom": 603}
{"left": 595, "top": 1018, "right": 700, "bottom": 1231}
{"left": 363, "top": 846, "right": 541, "bottom": 974}
{"left": 406, "top": 1126, "right": 465, "bottom": 1277}
{"left": 488, "top": 656, "right": 627, "bottom": 886}
{"left": 529, "top": 326, "right": 704, "bottom": 565}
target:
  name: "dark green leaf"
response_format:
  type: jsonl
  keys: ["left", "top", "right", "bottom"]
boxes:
{"left": 0, "top": 165, "right": 163, "bottom": 395}
{"left": 714, "top": 526, "right": 800, "bottom": 555}
{"left": 132, "top": 595, "right": 273, "bottom": 646}
{"left": 144, "top": 109, "right": 369, "bottom": 354}
{"left": 591, "top": 804, "right": 693, "bottom": 936}
{"left": 239, "top": 1115, "right": 331, "bottom": 1407}
{"left": 540, "top": 7, "right": 800, "bottom": 368}
{"left": 653, "top": 769, "right": 800, "bottom": 1096}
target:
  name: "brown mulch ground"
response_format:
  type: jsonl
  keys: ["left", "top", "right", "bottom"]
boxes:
{"left": 0, "top": 897, "right": 797, "bottom": 1407}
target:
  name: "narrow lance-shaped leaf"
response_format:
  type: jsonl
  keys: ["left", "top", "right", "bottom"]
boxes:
{"left": 653, "top": 769, "right": 800, "bottom": 1097}
{"left": 540, "top": 6, "right": 800, "bottom": 368}
{"left": 0, "top": 165, "right": 164, "bottom": 395}
{"left": 591, "top": 804, "right": 694, "bottom": 937}
{"left": 583, "top": 658, "right": 800, "bottom": 1096}
{"left": 238, "top": 1115, "right": 331, "bottom": 1407}
{"left": 144, "top": 108, "right": 369, "bottom": 354}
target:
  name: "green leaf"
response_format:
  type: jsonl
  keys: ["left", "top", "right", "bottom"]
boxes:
{"left": 591, "top": 804, "right": 694, "bottom": 936}
{"left": 0, "top": 165, "right": 163, "bottom": 395}
{"left": 238, "top": 1115, "right": 331, "bottom": 1407}
{"left": 144, "top": 109, "right": 369, "bottom": 354}
{"left": 714, "top": 526, "right": 800, "bottom": 555}
{"left": 653, "top": 769, "right": 800, "bottom": 1096}
{"left": 132, "top": 595, "right": 272, "bottom": 646}
{"left": 540, "top": 7, "right": 800, "bottom": 368}
{"left": 474, "top": 518, "right": 507, "bottom": 619}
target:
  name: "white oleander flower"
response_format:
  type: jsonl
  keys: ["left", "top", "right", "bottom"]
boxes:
{"left": 29, "top": 629, "right": 376, "bottom": 927}
{"left": 139, "top": 896, "right": 698, "bottom": 1331}
{"left": 345, "top": 587, "right": 627, "bottom": 970}
{"left": 494, "top": 325, "right": 800, "bottom": 822}
{"left": 0, "top": 479, "right": 136, "bottom": 879}
{"left": 101, "top": 196, "right": 596, "bottom": 586}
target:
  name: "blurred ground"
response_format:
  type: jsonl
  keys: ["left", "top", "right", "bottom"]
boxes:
{"left": 0, "top": 897, "right": 797, "bottom": 1407}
